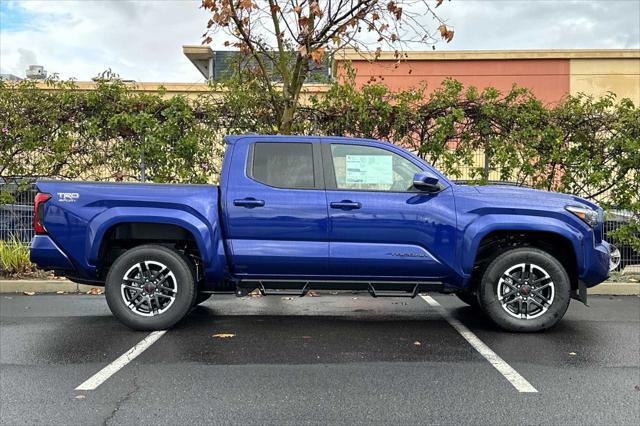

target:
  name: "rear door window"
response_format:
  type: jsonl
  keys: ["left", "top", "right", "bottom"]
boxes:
{"left": 249, "top": 142, "right": 315, "bottom": 189}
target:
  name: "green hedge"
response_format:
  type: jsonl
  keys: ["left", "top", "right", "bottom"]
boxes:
{"left": 1, "top": 76, "right": 638, "bottom": 249}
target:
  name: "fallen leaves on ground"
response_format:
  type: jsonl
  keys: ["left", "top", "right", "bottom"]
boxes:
{"left": 23, "top": 291, "right": 35, "bottom": 296}
{"left": 212, "top": 333, "right": 235, "bottom": 339}
{"left": 86, "top": 288, "right": 103, "bottom": 295}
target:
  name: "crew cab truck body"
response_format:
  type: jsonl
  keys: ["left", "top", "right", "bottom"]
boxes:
{"left": 30, "top": 135, "right": 610, "bottom": 331}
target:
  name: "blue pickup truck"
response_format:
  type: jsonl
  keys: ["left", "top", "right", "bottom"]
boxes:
{"left": 30, "top": 135, "right": 610, "bottom": 332}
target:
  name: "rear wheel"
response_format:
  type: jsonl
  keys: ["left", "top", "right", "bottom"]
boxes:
{"left": 105, "top": 245, "right": 196, "bottom": 331}
{"left": 477, "top": 247, "right": 571, "bottom": 332}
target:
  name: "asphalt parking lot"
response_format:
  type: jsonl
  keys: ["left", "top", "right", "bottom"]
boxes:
{"left": 1, "top": 292, "right": 639, "bottom": 425}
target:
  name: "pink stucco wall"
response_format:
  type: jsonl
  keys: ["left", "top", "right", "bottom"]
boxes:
{"left": 338, "top": 59, "right": 571, "bottom": 105}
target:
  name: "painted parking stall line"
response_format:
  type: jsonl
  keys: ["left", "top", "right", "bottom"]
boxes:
{"left": 75, "top": 330, "right": 167, "bottom": 391}
{"left": 420, "top": 295, "right": 538, "bottom": 393}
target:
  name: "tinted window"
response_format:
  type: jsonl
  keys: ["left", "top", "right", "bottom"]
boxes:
{"left": 251, "top": 142, "right": 315, "bottom": 189}
{"left": 330, "top": 144, "right": 421, "bottom": 192}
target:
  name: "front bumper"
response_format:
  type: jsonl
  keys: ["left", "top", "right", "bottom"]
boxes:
{"left": 580, "top": 240, "right": 610, "bottom": 287}
{"left": 29, "top": 235, "right": 75, "bottom": 271}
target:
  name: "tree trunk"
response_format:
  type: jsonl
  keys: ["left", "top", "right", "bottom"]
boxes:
{"left": 280, "top": 104, "right": 296, "bottom": 135}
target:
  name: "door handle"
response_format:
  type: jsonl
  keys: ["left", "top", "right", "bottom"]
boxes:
{"left": 234, "top": 198, "right": 265, "bottom": 208}
{"left": 330, "top": 201, "right": 362, "bottom": 210}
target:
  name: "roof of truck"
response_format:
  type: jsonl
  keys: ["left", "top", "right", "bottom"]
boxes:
{"left": 223, "top": 134, "right": 391, "bottom": 146}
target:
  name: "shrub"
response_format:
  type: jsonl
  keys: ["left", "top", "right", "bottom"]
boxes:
{"left": 1, "top": 74, "right": 638, "bottom": 249}
{"left": 0, "top": 236, "right": 34, "bottom": 277}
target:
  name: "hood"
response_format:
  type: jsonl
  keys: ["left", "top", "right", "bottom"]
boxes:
{"left": 458, "top": 184, "right": 600, "bottom": 210}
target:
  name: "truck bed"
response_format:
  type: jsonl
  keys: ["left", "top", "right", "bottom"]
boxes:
{"left": 32, "top": 180, "right": 220, "bottom": 283}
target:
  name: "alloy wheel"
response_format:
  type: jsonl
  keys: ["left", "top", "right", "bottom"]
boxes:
{"left": 120, "top": 260, "right": 178, "bottom": 316}
{"left": 609, "top": 244, "right": 621, "bottom": 271}
{"left": 497, "top": 262, "right": 555, "bottom": 320}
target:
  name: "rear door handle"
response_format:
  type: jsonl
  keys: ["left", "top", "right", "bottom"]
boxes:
{"left": 234, "top": 198, "right": 265, "bottom": 208}
{"left": 330, "top": 201, "right": 362, "bottom": 210}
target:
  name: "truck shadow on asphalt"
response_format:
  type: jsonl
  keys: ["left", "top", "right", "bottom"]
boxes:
{"left": 147, "top": 304, "right": 476, "bottom": 365}
{"left": 152, "top": 301, "right": 626, "bottom": 368}
{"left": 136, "top": 303, "right": 572, "bottom": 366}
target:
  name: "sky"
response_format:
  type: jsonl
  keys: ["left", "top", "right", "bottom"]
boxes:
{"left": 1, "top": 0, "right": 639, "bottom": 82}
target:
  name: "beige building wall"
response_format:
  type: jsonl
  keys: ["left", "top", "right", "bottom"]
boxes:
{"left": 570, "top": 58, "right": 640, "bottom": 104}
{"left": 28, "top": 81, "right": 329, "bottom": 104}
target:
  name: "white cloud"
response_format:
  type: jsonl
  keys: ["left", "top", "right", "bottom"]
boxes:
{"left": 15, "top": 47, "right": 37, "bottom": 72}
{"left": 434, "top": 0, "right": 640, "bottom": 51}
{"left": 0, "top": 0, "right": 638, "bottom": 82}
{"left": 1, "top": 0, "right": 211, "bottom": 82}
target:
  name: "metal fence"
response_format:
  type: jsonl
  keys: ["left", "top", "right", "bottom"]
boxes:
{"left": 0, "top": 177, "right": 38, "bottom": 243}
{"left": 603, "top": 210, "right": 640, "bottom": 273}
{"left": 1, "top": 176, "right": 638, "bottom": 273}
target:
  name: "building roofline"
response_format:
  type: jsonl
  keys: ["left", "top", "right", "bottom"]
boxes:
{"left": 336, "top": 48, "right": 640, "bottom": 61}
{"left": 182, "top": 45, "right": 214, "bottom": 59}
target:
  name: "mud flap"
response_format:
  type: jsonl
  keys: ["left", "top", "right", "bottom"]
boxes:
{"left": 571, "top": 280, "right": 589, "bottom": 306}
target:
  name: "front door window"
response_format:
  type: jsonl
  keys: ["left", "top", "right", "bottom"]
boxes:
{"left": 330, "top": 144, "right": 421, "bottom": 192}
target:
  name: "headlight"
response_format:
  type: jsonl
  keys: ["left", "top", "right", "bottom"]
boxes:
{"left": 565, "top": 205, "right": 598, "bottom": 227}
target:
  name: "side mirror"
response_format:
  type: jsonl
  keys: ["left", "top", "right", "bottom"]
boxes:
{"left": 413, "top": 172, "right": 442, "bottom": 193}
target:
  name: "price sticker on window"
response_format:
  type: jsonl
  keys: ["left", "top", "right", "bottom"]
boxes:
{"left": 345, "top": 155, "right": 393, "bottom": 185}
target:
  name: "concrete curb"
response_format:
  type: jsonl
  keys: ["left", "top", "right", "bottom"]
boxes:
{"left": 0, "top": 280, "right": 99, "bottom": 294}
{"left": 586, "top": 282, "right": 639, "bottom": 296}
{"left": 1, "top": 279, "right": 638, "bottom": 295}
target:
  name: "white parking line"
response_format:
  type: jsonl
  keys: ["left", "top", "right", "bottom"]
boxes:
{"left": 75, "top": 330, "right": 166, "bottom": 391}
{"left": 420, "top": 295, "right": 538, "bottom": 393}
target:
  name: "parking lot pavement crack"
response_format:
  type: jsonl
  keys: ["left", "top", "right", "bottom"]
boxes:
{"left": 103, "top": 376, "right": 139, "bottom": 426}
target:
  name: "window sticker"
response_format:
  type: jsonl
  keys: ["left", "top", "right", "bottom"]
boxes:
{"left": 345, "top": 155, "right": 393, "bottom": 185}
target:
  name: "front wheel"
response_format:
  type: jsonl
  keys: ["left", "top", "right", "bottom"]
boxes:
{"left": 105, "top": 245, "right": 197, "bottom": 331}
{"left": 478, "top": 247, "right": 571, "bottom": 332}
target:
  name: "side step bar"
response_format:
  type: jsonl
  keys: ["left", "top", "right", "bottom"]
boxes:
{"left": 236, "top": 280, "right": 444, "bottom": 299}
{"left": 257, "top": 282, "right": 311, "bottom": 297}
{"left": 367, "top": 283, "right": 420, "bottom": 298}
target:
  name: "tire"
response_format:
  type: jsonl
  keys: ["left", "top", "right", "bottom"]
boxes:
{"left": 477, "top": 247, "right": 571, "bottom": 332}
{"left": 105, "top": 245, "right": 197, "bottom": 331}
{"left": 608, "top": 243, "right": 622, "bottom": 272}
{"left": 194, "top": 292, "right": 212, "bottom": 306}
{"left": 456, "top": 291, "right": 480, "bottom": 309}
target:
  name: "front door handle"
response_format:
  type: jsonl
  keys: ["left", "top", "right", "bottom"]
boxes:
{"left": 234, "top": 198, "right": 265, "bottom": 208}
{"left": 330, "top": 200, "right": 362, "bottom": 210}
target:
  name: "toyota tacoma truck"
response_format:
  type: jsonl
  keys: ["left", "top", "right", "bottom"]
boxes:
{"left": 30, "top": 135, "right": 610, "bottom": 331}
